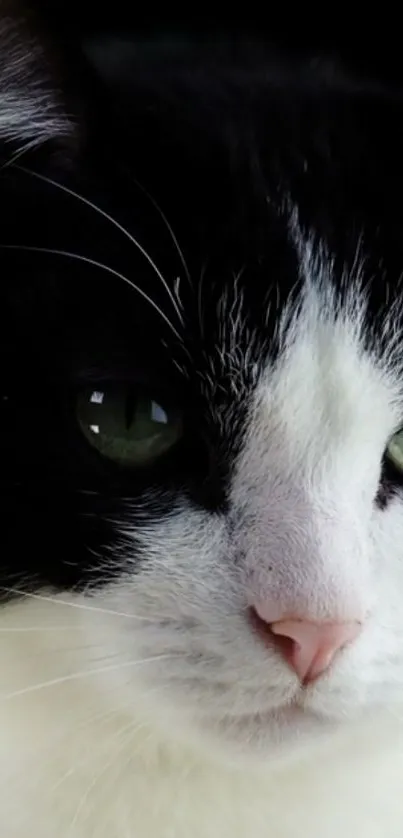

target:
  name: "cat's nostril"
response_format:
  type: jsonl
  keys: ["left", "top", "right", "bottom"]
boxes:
{"left": 249, "top": 605, "right": 363, "bottom": 685}
{"left": 249, "top": 606, "right": 296, "bottom": 663}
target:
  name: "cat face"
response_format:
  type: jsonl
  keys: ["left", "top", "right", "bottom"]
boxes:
{"left": 2, "top": 6, "right": 403, "bottom": 762}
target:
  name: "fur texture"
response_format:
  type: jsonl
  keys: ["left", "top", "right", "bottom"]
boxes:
{"left": 2, "top": 6, "right": 403, "bottom": 836}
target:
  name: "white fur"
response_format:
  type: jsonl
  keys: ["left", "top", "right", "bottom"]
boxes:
{"left": 2, "top": 244, "right": 403, "bottom": 836}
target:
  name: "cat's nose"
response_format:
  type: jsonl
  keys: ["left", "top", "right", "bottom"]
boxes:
{"left": 250, "top": 606, "right": 362, "bottom": 684}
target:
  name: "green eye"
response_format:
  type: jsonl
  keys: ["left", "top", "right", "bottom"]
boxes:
{"left": 386, "top": 429, "right": 403, "bottom": 472}
{"left": 77, "top": 386, "right": 182, "bottom": 467}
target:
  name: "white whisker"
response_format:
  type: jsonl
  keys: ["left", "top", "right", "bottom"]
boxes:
{"left": 0, "top": 586, "right": 154, "bottom": 621}
{"left": 0, "top": 138, "right": 41, "bottom": 171}
{"left": 50, "top": 680, "right": 171, "bottom": 788}
{"left": 49, "top": 725, "right": 121, "bottom": 796}
{"left": 0, "top": 244, "right": 183, "bottom": 342}
{"left": 0, "top": 626, "right": 84, "bottom": 632}
{"left": 13, "top": 164, "right": 184, "bottom": 326}
{"left": 198, "top": 260, "right": 208, "bottom": 340}
{"left": 1, "top": 654, "right": 176, "bottom": 700}
{"left": 68, "top": 718, "right": 146, "bottom": 832}
{"left": 127, "top": 173, "right": 191, "bottom": 288}
{"left": 174, "top": 275, "right": 182, "bottom": 306}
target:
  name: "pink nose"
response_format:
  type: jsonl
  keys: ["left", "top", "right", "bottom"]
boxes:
{"left": 250, "top": 607, "right": 362, "bottom": 684}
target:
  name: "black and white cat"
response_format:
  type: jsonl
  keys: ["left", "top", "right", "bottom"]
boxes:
{"left": 2, "top": 4, "right": 403, "bottom": 836}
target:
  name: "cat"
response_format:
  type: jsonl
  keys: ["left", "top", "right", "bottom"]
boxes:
{"left": 2, "top": 3, "right": 403, "bottom": 836}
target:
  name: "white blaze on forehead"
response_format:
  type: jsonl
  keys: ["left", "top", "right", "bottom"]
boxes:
{"left": 238, "top": 273, "right": 399, "bottom": 481}
{"left": 272, "top": 293, "right": 393, "bottom": 463}
{"left": 229, "top": 245, "right": 402, "bottom": 622}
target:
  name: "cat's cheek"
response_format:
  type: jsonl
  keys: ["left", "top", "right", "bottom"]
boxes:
{"left": 367, "top": 500, "right": 403, "bottom": 672}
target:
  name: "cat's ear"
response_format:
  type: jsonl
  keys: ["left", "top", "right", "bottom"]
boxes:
{"left": 0, "top": 1, "right": 79, "bottom": 159}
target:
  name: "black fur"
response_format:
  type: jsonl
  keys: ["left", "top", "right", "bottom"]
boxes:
{"left": 1, "top": 7, "right": 403, "bottom": 597}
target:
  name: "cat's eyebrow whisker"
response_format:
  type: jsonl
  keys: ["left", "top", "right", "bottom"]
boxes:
{"left": 11, "top": 164, "right": 184, "bottom": 327}
{"left": 1, "top": 653, "right": 178, "bottom": 701}
{"left": 198, "top": 260, "right": 208, "bottom": 340}
{"left": 0, "top": 586, "right": 155, "bottom": 621}
{"left": 0, "top": 244, "right": 183, "bottom": 343}
{"left": 0, "top": 138, "right": 42, "bottom": 171}
{"left": 127, "top": 173, "right": 192, "bottom": 290}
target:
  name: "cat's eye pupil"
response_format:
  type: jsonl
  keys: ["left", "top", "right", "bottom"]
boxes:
{"left": 125, "top": 387, "right": 136, "bottom": 431}
{"left": 76, "top": 386, "right": 182, "bottom": 467}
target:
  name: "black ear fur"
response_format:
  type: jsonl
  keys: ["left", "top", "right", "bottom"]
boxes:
{"left": 0, "top": 0, "right": 83, "bottom": 160}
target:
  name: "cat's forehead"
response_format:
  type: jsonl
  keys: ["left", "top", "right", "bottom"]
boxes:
{"left": 192, "top": 224, "right": 403, "bottom": 439}
{"left": 216, "top": 240, "right": 403, "bottom": 527}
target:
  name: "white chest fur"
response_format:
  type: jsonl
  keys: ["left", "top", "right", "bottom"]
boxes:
{"left": 1, "top": 598, "right": 403, "bottom": 838}
{"left": 2, "top": 713, "right": 403, "bottom": 838}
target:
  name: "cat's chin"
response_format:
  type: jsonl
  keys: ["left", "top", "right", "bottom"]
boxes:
{"left": 160, "top": 700, "right": 344, "bottom": 767}
{"left": 216, "top": 705, "right": 336, "bottom": 755}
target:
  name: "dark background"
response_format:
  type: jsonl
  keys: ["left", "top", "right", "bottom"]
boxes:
{"left": 27, "top": 1, "right": 403, "bottom": 88}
